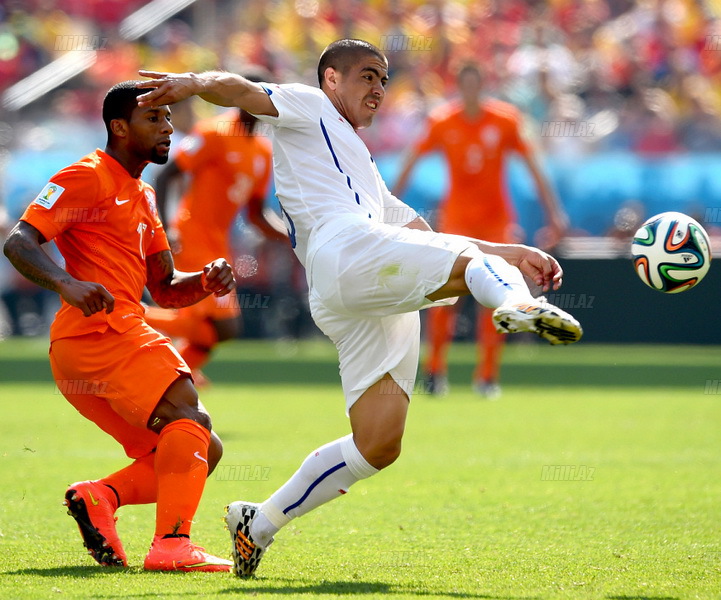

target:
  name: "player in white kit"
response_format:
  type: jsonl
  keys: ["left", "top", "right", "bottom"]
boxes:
{"left": 137, "top": 39, "right": 582, "bottom": 577}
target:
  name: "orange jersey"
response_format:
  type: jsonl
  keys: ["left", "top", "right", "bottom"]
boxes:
{"left": 21, "top": 149, "right": 169, "bottom": 341}
{"left": 414, "top": 99, "right": 531, "bottom": 238}
{"left": 172, "top": 112, "right": 272, "bottom": 271}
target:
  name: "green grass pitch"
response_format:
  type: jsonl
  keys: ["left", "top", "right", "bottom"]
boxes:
{"left": 0, "top": 338, "right": 719, "bottom": 599}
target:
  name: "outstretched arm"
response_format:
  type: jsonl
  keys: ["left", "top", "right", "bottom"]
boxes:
{"left": 3, "top": 221, "right": 115, "bottom": 316}
{"left": 522, "top": 151, "right": 569, "bottom": 245}
{"left": 137, "top": 71, "right": 279, "bottom": 116}
{"left": 145, "top": 250, "right": 235, "bottom": 309}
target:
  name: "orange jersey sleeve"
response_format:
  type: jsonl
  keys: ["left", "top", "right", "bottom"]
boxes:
{"left": 20, "top": 150, "right": 170, "bottom": 341}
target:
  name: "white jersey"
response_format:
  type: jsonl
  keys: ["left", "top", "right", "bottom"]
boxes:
{"left": 254, "top": 83, "right": 417, "bottom": 268}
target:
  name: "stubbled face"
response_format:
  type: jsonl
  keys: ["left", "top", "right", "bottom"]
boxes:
{"left": 126, "top": 104, "right": 173, "bottom": 164}
{"left": 325, "top": 54, "right": 389, "bottom": 130}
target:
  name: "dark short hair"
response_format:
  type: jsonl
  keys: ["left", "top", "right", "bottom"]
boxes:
{"left": 102, "top": 80, "right": 149, "bottom": 138}
{"left": 317, "top": 39, "right": 386, "bottom": 88}
{"left": 456, "top": 62, "right": 483, "bottom": 84}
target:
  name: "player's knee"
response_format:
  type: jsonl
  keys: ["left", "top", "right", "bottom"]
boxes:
{"left": 150, "top": 377, "right": 213, "bottom": 432}
{"left": 189, "top": 409, "right": 212, "bottom": 433}
{"left": 427, "top": 252, "right": 473, "bottom": 301}
{"left": 361, "top": 438, "right": 402, "bottom": 470}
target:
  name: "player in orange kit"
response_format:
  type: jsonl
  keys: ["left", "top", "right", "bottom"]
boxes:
{"left": 143, "top": 69, "right": 286, "bottom": 383}
{"left": 3, "top": 81, "right": 236, "bottom": 571}
{"left": 395, "top": 63, "right": 568, "bottom": 398}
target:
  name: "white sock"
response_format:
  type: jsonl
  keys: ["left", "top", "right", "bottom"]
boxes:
{"left": 250, "top": 434, "right": 378, "bottom": 546}
{"left": 464, "top": 254, "right": 534, "bottom": 308}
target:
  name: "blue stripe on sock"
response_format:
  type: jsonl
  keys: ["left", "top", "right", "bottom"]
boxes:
{"left": 483, "top": 257, "right": 513, "bottom": 290}
{"left": 283, "top": 461, "right": 347, "bottom": 515}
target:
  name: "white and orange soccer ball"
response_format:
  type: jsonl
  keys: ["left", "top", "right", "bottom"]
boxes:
{"left": 631, "top": 211, "right": 712, "bottom": 293}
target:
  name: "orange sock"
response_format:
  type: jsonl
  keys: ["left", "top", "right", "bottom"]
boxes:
{"left": 101, "top": 452, "right": 157, "bottom": 506}
{"left": 144, "top": 307, "right": 218, "bottom": 348}
{"left": 425, "top": 305, "right": 456, "bottom": 375}
{"left": 476, "top": 309, "right": 505, "bottom": 383}
{"left": 176, "top": 340, "right": 212, "bottom": 371}
{"left": 154, "top": 418, "right": 210, "bottom": 537}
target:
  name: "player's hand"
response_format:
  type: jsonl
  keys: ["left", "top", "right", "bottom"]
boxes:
{"left": 508, "top": 245, "right": 563, "bottom": 292}
{"left": 201, "top": 259, "right": 236, "bottom": 297}
{"left": 58, "top": 279, "right": 115, "bottom": 317}
{"left": 136, "top": 71, "right": 202, "bottom": 106}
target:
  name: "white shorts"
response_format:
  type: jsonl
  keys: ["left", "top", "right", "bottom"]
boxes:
{"left": 307, "top": 218, "right": 481, "bottom": 412}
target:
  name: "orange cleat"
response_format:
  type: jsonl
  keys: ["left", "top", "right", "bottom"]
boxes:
{"left": 143, "top": 535, "right": 232, "bottom": 572}
{"left": 63, "top": 480, "right": 127, "bottom": 567}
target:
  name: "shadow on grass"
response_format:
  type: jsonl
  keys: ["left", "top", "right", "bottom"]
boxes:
{"left": 607, "top": 596, "right": 680, "bottom": 600}
{"left": 4, "top": 565, "right": 128, "bottom": 578}
{"left": 3, "top": 569, "right": 540, "bottom": 599}
{"left": 218, "top": 577, "right": 541, "bottom": 599}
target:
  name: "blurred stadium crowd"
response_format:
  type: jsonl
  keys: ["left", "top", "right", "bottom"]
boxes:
{"left": 1, "top": 0, "right": 721, "bottom": 337}
{"left": 3, "top": 0, "right": 721, "bottom": 152}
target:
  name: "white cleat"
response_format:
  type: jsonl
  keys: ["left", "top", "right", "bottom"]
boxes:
{"left": 492, "top": 299, "right": 582, "bottom": 345}
{"left": 224, "top": 501, "right": 273, "bottom": 578}
{"left": 473, "top": 380, "right": 502, "bottom": 400}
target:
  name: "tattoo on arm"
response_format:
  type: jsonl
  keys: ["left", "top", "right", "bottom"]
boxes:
{"left": 145, "top": 250, "right": 208, "bottom": 308}
{"left": 3, "top": 222, "right": 70, "bottom": 292}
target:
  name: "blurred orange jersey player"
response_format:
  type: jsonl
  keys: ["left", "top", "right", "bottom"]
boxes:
{"left": 395, "top": 63, "right": 568, "bottom": 398}
{"left": 3, "top": 81, "right": 236, "bottom": 571}
{"left": 144, "top": 75, "right": 286, "bottom": 383}
{"left": 171, "top": 111, "right": 275, "bottom": 269}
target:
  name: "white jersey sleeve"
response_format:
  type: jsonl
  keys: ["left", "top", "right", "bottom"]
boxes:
{"left": 254, "top": 83, "right": 325, "bottom": 129}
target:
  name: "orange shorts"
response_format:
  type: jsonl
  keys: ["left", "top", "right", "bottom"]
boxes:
{"left": 49, "top": 320, "right": 191, "bottom": 459}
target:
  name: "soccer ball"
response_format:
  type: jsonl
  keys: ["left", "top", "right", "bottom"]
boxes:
{"left": 631, "top": 211, "right": 712, "bottom": 293}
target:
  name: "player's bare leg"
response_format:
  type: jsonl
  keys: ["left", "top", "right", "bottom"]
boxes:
{"left": 225, "top": 374, "right": 407, "bottom": 577}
